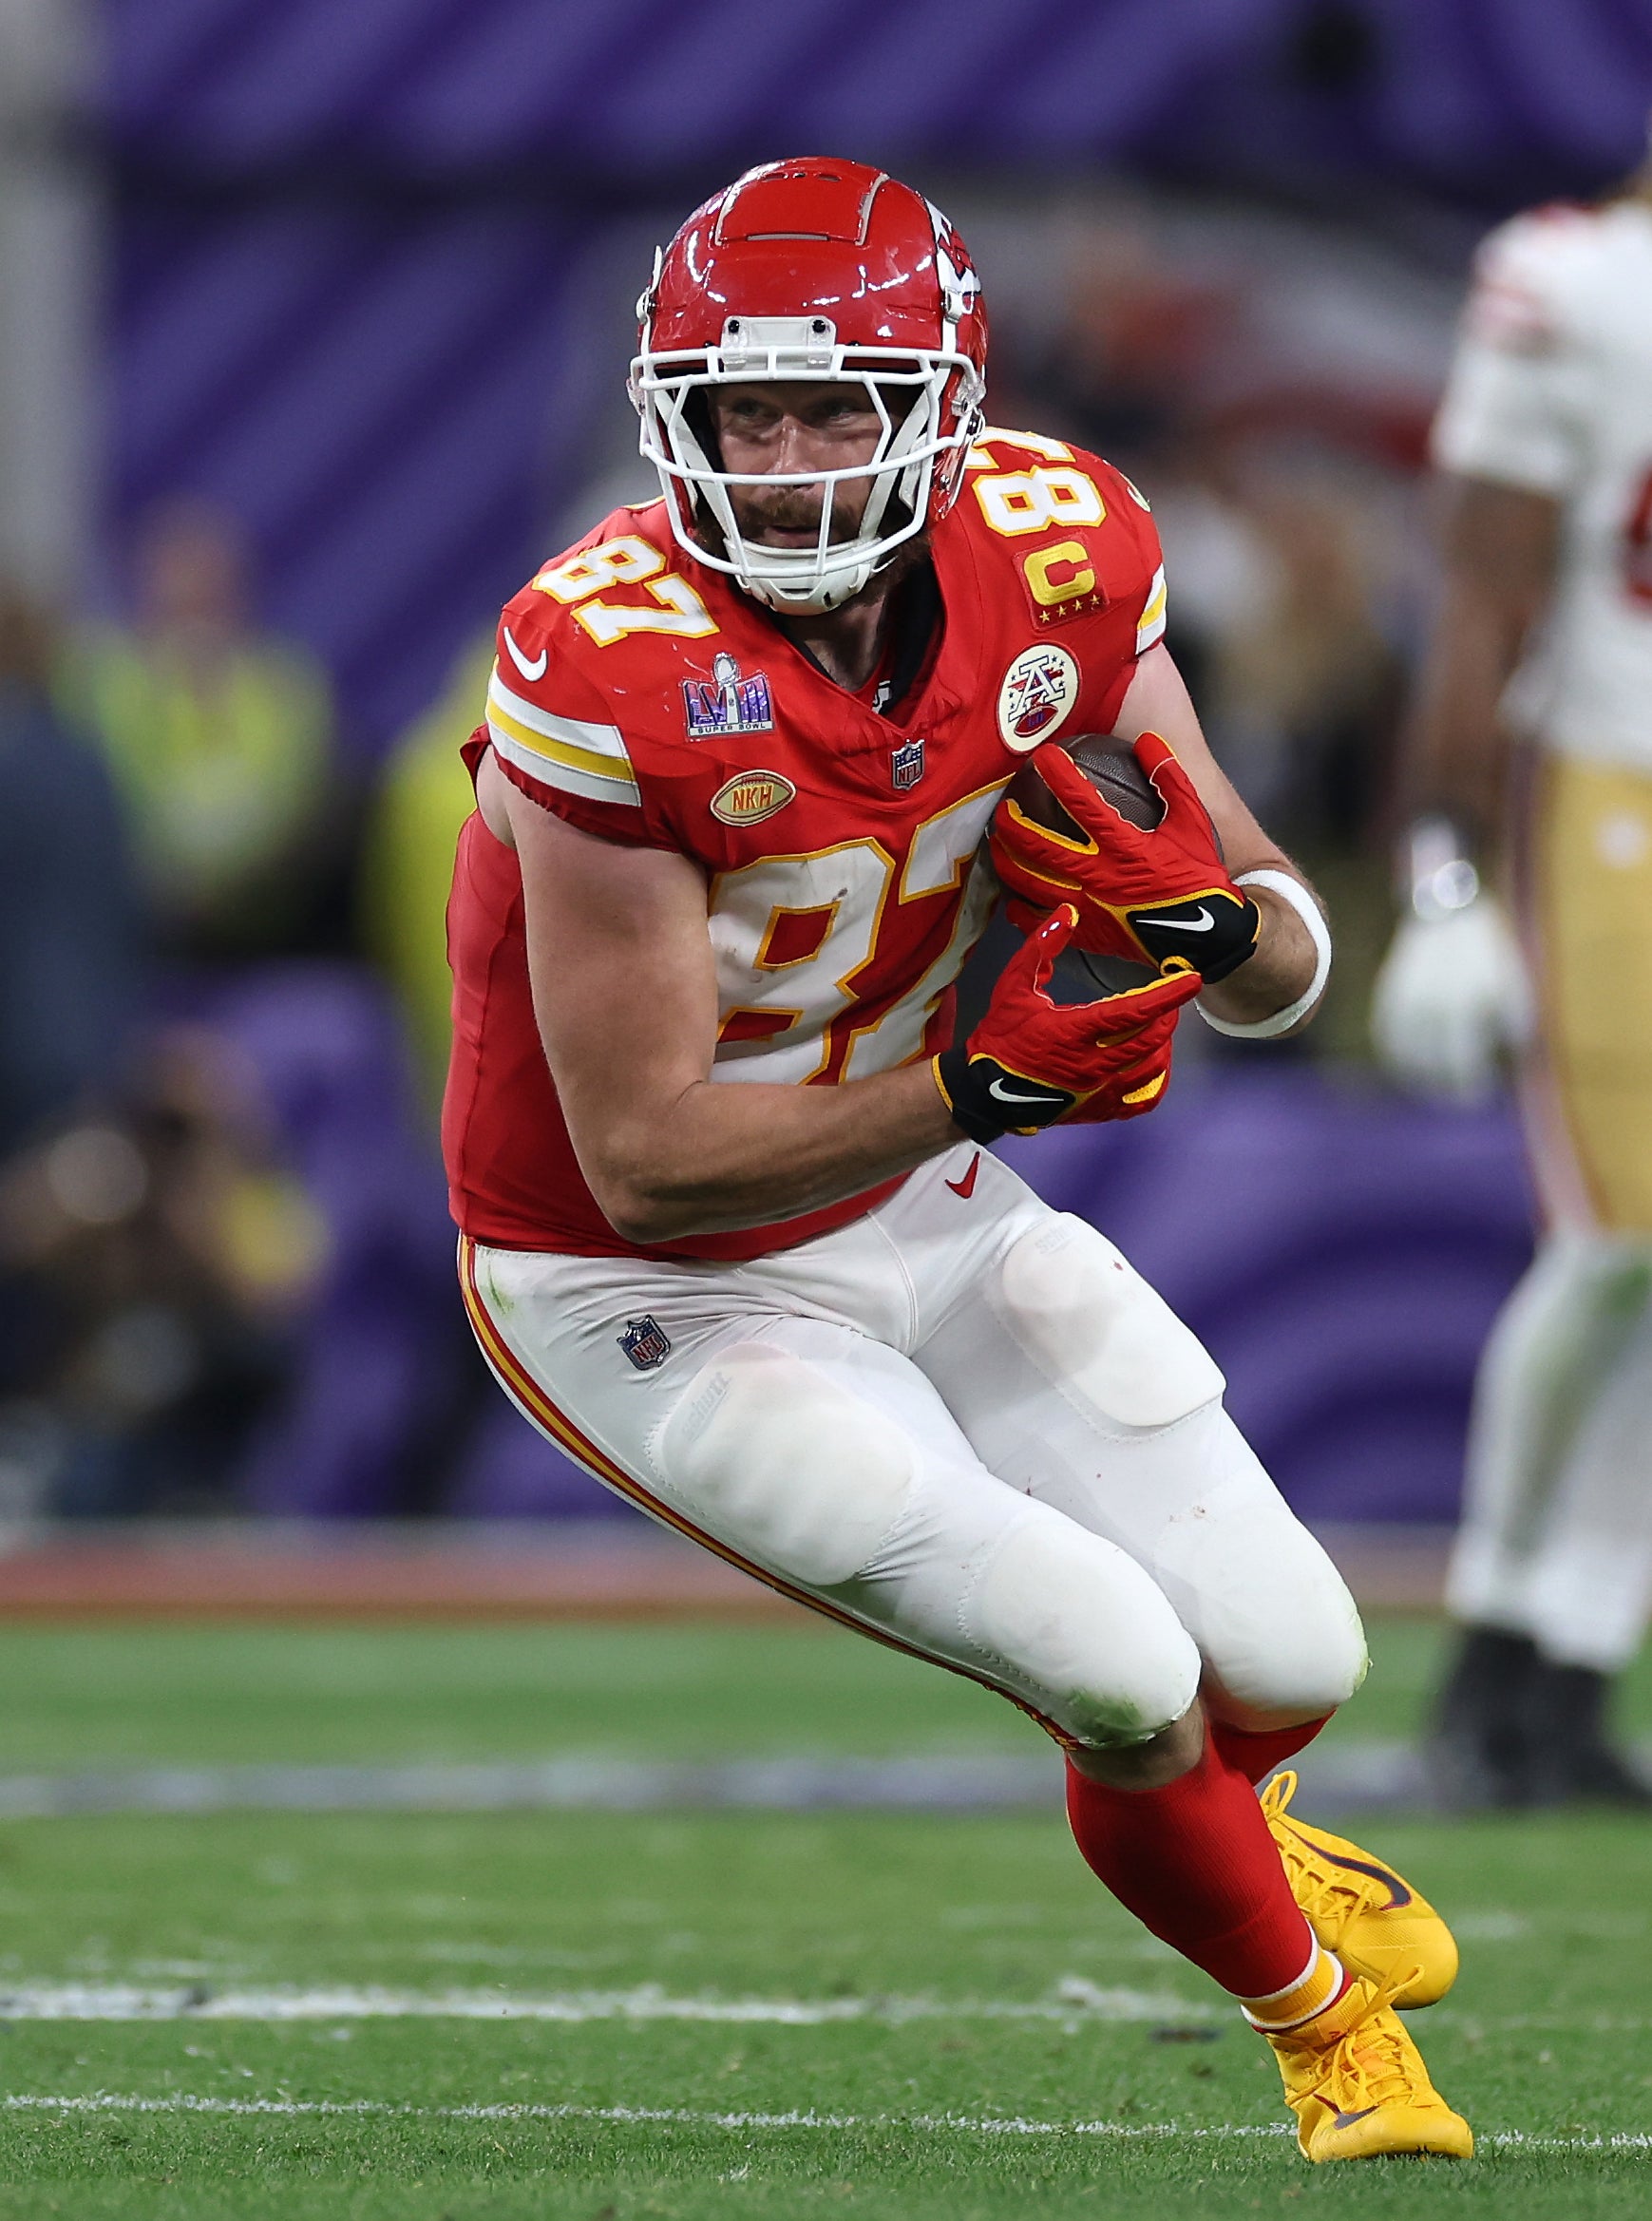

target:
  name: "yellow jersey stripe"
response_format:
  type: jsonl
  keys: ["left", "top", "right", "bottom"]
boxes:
{"left": 1136, "top": 565, "right": 1168, "bottom": 651}
{"left": 485, "top": 704, "right": 638, "bottom": 788}
{"left": 485, "top": 669, "right": 635, "bottom": 765}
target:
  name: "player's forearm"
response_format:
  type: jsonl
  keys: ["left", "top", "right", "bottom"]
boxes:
{"left": 1404, "top": 580, "right": 1527, "bottom": 846}
{"left": 578, "top": 1060, "right": 960, "bottom": 1243}
{"left": 1194, "top": 882, "right": 1322, "bottom": 1033}
{"left": 1402, "top": 477, "right": 1556, "bottom": 851}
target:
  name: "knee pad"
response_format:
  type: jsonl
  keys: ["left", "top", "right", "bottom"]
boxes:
{"left": 652, "top": 1341, "right": 917, "bottom": 1586}
{"left": 995, "top": 1215, "right": 1225, "bottom": 1432}
{"left": 1153, "top": 1467, "right": 1368, "bottom": 1727}
{"left": 959, "top": 1507, "right": 1203, "bottom": 1747}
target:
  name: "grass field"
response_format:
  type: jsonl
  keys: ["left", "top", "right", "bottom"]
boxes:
{"left": 0, "top": 1614, "right": 1649, "bottom": 2218}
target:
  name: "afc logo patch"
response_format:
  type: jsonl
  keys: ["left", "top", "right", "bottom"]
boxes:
{"left": 683, "top": 651, "right": 773, "bottom": 739}
{"left": 617, "top": 1316, "right": 672, "bottom": 1371}
{"left": 997, "top": 643, "right": 1080, "bottom": 753}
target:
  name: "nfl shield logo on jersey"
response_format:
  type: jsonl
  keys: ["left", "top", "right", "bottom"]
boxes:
{"left": 890, "top": 737, "right": 925, "bottom": 790}
{"left": 617, "top": 1316, "right": 672, "bottom": 1371}
{"left": 682, "top": 652, "right": 774, "bottom": 738}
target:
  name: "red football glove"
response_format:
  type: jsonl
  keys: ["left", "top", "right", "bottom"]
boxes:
{"left": 934, "top": 906, "right": 1200, "bottom": 1141}
{"left": 989, "top": 732, "right": 1261, "bottom": 983}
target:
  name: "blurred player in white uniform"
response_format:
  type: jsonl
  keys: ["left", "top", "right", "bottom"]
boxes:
{"left": 1373, "top": 154, "right": 1652, "bottom": 1804}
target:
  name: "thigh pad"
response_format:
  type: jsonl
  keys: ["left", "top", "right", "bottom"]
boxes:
{"left": 995, "top": 1214, "right": 1225, "bottom": 1432}
{"left": 651, "top": 1341, "right": 917, "bottom": 1587}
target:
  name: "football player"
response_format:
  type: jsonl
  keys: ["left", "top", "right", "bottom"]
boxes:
{"left": 446, "top": 158, "right": 1470, "bottom": 2160}
{"left": 1373, "top": 152, "right": 1652, "bottom": 1808}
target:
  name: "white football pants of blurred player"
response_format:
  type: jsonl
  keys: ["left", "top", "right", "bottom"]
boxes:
{"left": 462, "top": 1146, "right": 1366, "bottom": 1750}
{"left": 1447, "top": 1234, "right": 1652, "bottom": 1672}
{"left": 1375, "top": 774, "right": 1652, "bottom": 1712}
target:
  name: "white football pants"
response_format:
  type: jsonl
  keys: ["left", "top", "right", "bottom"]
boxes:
{"left": 1447, "top": 1231, "right": 1652, "bottom": 1672}
{"left": 462, "top": 1144, "right": 1367, "bottom": 1749}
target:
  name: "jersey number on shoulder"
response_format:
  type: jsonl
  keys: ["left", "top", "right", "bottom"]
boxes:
{"left": 532, "top": 536, "right": 717, "bottom": 646}
{"left": 709, "top": 786, "right": 1009, "bottom": 1087}
{"left": 968, "top": 427, "right": 1106, "bottom": 541}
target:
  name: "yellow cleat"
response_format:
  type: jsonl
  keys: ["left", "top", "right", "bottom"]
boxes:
{"left": 1261, "top": 1974, "right": 1474, "bottom": 2163}
{"left": 1261, "top": 1770, "right": 1458, "bottom": 2008}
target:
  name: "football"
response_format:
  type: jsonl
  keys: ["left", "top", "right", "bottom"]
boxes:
{"left": 1004, "top": 731, "right": 1166, "bottom": 839}
{"left": 1000, "top": 735, "right": 1166, "bottom": 998}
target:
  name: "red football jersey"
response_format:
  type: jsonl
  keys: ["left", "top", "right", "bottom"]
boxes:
{"left": 443, "top": 427, "right": 1168, "bottom": 1261}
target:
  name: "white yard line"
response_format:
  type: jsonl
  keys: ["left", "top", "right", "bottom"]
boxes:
{"left": 1, "top": 2092, "right": 1647, "bottom": 2151}
{"left": 9, "top": 1979, "right": 1652, "bottom": 2042}
{"left": 0, "top": 1739, "right": 1542, "bottom": 1817}
{"left": 0, "top": 1977, "right": 1213, "bottom": 2026}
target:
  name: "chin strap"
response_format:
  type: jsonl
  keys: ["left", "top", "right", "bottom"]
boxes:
{"left": 1197, "top": 870, "right": 1332, "bottom": 1039}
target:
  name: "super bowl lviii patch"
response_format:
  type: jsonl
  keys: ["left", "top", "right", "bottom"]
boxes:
{"left": 617, "top": 1317, "right": 672, "bottom": 1371}
{"left": 683, "top": 652, "right": 773, "bottom": 738}
{"left": 997, "top": 643, "right": 1079, "bottom": 752}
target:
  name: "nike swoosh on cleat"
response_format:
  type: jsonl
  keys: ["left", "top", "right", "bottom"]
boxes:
{"left": 944, "top": 1152, "right": 981, "bottom": 1199}
{"left": 1332, "top": 2107, "right": 1378, "bottom": 2130}
{"left": 503, "top": 625, "right": 548, "bottom": 682}
{"left": 987, "top": 1078, "right": 1066, "bottom": 1106}
{"left": 1285, "top": 1829, "right": 1413, "bottom": 1909}
{"left": 1145, "top": 908, "right": 1216, "bottom": 933}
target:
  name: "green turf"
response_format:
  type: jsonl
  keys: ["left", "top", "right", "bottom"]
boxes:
{"left": 12, "top": 1608, "right": 1646, "bottom": 1771}
{"left": 0, "top": 1616, "right": 1648, "bottom": 2217}
{"left": 0, "top": 1622, "right": 1042, "bottom": 1770}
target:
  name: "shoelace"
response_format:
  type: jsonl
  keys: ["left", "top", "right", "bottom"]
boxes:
{"left": 1295, "top": 1967, "right": 1429, "bottom": 2116}
{"left": 1260, "top": 1771, "right": 1369, "bottom": 1949}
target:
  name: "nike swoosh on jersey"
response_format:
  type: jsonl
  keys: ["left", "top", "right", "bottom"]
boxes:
{"left": 987, "top": 1077, "right": 1067, "bottom": 1106}
{"left": 503, "top": 625, "right": 548, "bottom": 682}
{"left": 944, "top": 1152, "right": 981, "bottom": 1199}
{"left": 1143, "top": 907, "right": 1216, "bottom": 933}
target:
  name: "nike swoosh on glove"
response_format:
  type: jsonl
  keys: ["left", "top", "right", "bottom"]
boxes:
{"left": 989, "top": 732, "right": 1262, "bottom": 982}
{"left": 934, "top": 906, "right": 1201, "bottom": 1143}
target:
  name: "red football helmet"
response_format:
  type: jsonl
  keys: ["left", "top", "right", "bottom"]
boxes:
{"left": 631, "top": 157, "right": 989, "bottom": 614}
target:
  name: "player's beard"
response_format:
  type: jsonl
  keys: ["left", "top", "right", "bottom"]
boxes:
{"left": 696, "top": 483, "right": 930, "bottom": 611}
{"left": 731, "top": 478, "right": 867, "bottom": 544}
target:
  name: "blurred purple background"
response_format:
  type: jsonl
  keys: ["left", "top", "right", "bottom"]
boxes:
{"left": 2, "top": 0, "right": 1641, "bottom": 1529}
{"left": 101, "top": 0, "right": 1652, "bottom": 753}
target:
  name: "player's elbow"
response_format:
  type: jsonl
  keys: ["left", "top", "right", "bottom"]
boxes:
{"left": 585, "top": 1149, "right": 711, "bottom": 1244}
{"left": 589, "top": 1170, "right": 680, "bottom": 1245}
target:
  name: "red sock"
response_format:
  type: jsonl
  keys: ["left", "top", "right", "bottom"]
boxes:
{"left": 1209, "top": 1715, "right": 1330, "bottom": 1785}
{"left": 1065, "top": 1736, "right": 1317, "bottom": 2000}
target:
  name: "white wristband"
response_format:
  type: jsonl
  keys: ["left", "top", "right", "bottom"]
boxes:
{"left": 1196, "top": 869, "right": 1332, "bottom": 1039}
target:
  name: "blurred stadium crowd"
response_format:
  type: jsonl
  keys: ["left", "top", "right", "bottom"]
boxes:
{"left": 0, "top": 191, "right": 1501, "bottom": 1528}
{"left": 1, "top": 0, "right": 1647, "bottom": 1536}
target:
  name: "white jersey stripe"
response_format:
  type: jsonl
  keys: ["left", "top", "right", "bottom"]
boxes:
{"left": 484, "top": 699, "right": 638, "bottom": 789}
{"left": 1135, "top": 565, "right": 1168, "bottom": 654}
{"left": 486, "top": 722, "right": 643, "bottom": 807}
{"left": 486, "top": 670, "right": 636, "bottom": 768}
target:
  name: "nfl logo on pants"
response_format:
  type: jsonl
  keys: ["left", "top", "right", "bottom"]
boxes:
{"left": 617, "top": 1316, "right": 672, "bottom": 1371}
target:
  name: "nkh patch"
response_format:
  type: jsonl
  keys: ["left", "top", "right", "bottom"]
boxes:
{"left": 617, "top": 1316, "right": 672, "bottom": 1371}
{"left": 890, "top": 737, "right": 925, "bottom": 790}
{"left": 682, "top": 651, "right": 773, "bottom": 738}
